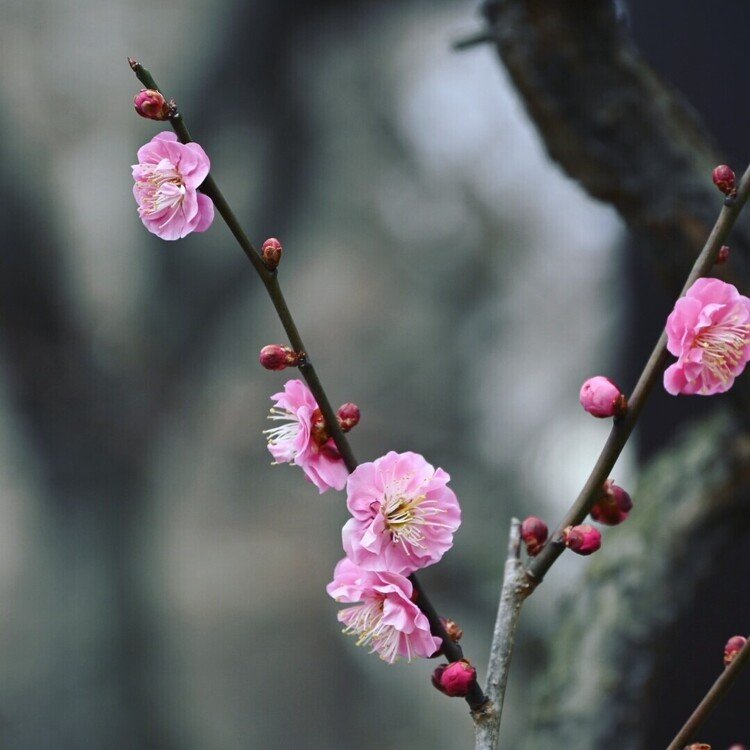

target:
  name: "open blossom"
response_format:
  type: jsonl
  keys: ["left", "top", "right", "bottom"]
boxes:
{"left": 664, "top": 278, "right": 750, "bottom": 395}
{"left": 132, "top": 131, "right": 214, "bottom": 240}
{"left": 264, "top": 379, "right": 348, "bottom": 493}
{"left": 326, "top": 558, "right": 441, "bottom": 663}
{"left": 342, "top": 451, "right": 461, "bottom": 574}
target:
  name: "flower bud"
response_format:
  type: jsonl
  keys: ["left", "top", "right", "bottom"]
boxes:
{"left": 713, "top": 165, "right": 736, "bottom": 195}
{"left": 133, "top": 89, "right": 170, "bottom": 120}
{"left": 563, "top": 524, "right": 602, "bottom": 556}
{"left": 717, "top": 245, "right": 730, "bottom": 265}
{"left": 590, "top": 479, "right": 632, "bottom": 526}
{"left": 685, "top": 745, "right": 711, "bottom": 750}
{"left": 310, "top": 407, "right": 329, "bottom": 446}
{"left": 259, "top": 344, "right": 299, "bottom": 371}
{"left": 431, "top": 660, "right": 477, "bottom": 697}
{"left": 261, "top": 238, "right": 283, "bottom": 270}
{"left": 440, "top": 617, "right": 464, "bottom": 643}
{"left": 521, "top": 516, "right": 548, "bottom": 556}
{"left": 724, "top": 635, "right": 747, "bottom": 666}
{"left": 579, "top": 376, "right": 627, "bottom": 418}
{"left": 337, "top": 403, "right": 360, "bottom": 432}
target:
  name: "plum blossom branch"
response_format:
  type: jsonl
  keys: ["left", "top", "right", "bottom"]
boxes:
{"left": 529, "top": 160, "right": 750, "bottom": 584}
{"left": 478, "top": 162, "right": 750, "bottom": 743}
{"left": 666, "top": 636, "right": 750, "bottom": 750}
{"left": 474, "top": 519, "right": 531, "bottom": 750}
{"left": 128, "top": 58, "right": 488, "bottom": 713}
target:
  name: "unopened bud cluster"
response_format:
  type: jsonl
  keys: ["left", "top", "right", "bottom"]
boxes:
{"left": 579, "top": 376, "right": 627, "bottom": 418}
{"left": 431, "top": 659, "right": 477, "bottom": 697}
{"left": 261, "top": 237, "right": 283, "bottom": 270}
{"left": 713, "top": 164, "right": 736, "bottom": 196}
{"left": 724, "top": 635, "right": 747, "bottom": 666}
{"left": 133, "top": 89, "right": 170, "bottom": 120}
{"left": 563, "top": 524, "right": 601, "bottom": 555}
{"left": 259, "top": 344, "right": 301, "bottom": 371}
{"left": 591, "top": 480, "right": 632, "bottom": 526}
{"left": 521, "top": 516, "right": 548, "bottom": 556}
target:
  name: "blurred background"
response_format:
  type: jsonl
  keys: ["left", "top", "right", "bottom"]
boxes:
{"left": 0, "top": 0, "right": 749, "bottom": 748}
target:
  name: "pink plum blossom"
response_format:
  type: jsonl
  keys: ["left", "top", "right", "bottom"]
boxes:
{"left": 264, "top": 379, "right": 348, "bottom": 493}
{"left": 326, "top": 557, "right": 441, "bottom": 663}
{"left": 342, "top": 451, "right": 461, "bottom": 574}
{"left": 132, "top": 131, "right": 214, "bottom": 240}
{"left": 664, "top": 278, "right": 750, "bottom": 395}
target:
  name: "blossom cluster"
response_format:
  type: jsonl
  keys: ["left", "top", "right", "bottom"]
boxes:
{"left": 262, "top": 379, "right": 460, "bottom": 663}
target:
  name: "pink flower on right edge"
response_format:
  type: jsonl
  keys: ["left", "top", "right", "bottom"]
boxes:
{"left": 326, "top": 557, "right": 441, "bottom": 663}
{"left": 341, "top": 451, "right": 461, "bottom": 574}
{"left": 664, "top": 278, "right": 750, "bottom": 395}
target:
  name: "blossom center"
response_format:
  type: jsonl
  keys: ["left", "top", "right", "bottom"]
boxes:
{"left": 382, "top": 488, "right": 447, "bottom": 550}
{"left": 137, "top": 161, "right": 186, "bottom": 226}
{"left": 340, "top": 599, "right": 402, "bottom": 662}
{"left": 694, "top": 321, "right": 750, "bottom": 383}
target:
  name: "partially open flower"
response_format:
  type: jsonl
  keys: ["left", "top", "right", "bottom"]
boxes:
{"left": 579, "top": 376, "right": 627, "bottom": 418}
{"left": 521, "top": 516, "right": 548, "bottom": 556}
{"left": 132, "top": 132, "right": 214, "bottom": 240}
{"left": 264, "top": 379, "right": 349, "bottom": 493}
{"left": 133, "top": 89, "right": 170, "bottom": 120}
{"left": 432, "top": 660, "right": 477, "bottom": 697}
{"left": 563, "top": 524, "right": 602, "bottom": 556}
{"left": 342, "top": 451, "right": 461, "bottom": 574}
{"left": 664, "top": 278, "right": 750, "bottom": 396}
{"left": 327, "top": 558, "right": 440, "bottom": 663}
{"left": 724, "top": 635, "right": 747, "bottom": 666}
{"left": 590, "top": 480, "right": 632, "bottom": 526}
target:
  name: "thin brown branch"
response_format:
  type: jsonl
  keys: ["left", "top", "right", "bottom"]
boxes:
{"left": 666, "top": 637, "right": 750, "bottom": 750}
{"left": 128, "top": 58, "right": 488, "bottom": 712}
{"left": 474, "top": 519, "right": 531, "bottom": 750}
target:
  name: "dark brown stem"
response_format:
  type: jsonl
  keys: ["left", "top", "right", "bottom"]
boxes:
{"left": 529, "top": 160, "right": 750, "bottom": 583}
{"left": 666, "top": 637, "right": 750, "bottom": 750}
{"left": 128, "top": 58, "right": 486, "bottom": 710}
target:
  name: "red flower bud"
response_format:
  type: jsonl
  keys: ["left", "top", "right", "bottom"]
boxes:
{"left": 724, "top": 635, "right": 747, "bottom": 666}
{"left": 440, "top": 617, "right": 464, "bottom": 643}
{"left": 717, "top": 245, "right": 730, "bottom": 265}
{"left": 261, "top": 238, "right": 283, "bottom": 270}
{"left": 590, "top": 479, "right": 632, "bottom": 526}
{"left": 563, "top": 524, "right": 601, "bottom": 556}
{"left": 521, "top": 516, "right": 548, "bottom": 556}
{"left": 259, "top": 344, "right": 299, "bottom": 371}
{"left": 431, "top": 660, "right": 477, "bottom": 697}
{"left": 713, "top": 165, "right": 736, "bottom": 195}
{"left": 337, "top": 402, "right": 360, "bottom": 432}
{"left": 579, "top": 376, "right": 627, "bottom": 418}
{"left": 133, "top": 89, "right": 170, "bottom": 121}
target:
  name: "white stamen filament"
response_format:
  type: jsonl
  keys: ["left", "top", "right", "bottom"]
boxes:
{"left": 382, "top": 479, "right": 450, "bottom": 551}
{"left": 263, "top": 407, "right": 301, "bottom": 462}
{"left": 340, "top": 599, "right": 402, "bottom": 663}
{"left": 695, "top": 322, "right": 750, "bottom": 383}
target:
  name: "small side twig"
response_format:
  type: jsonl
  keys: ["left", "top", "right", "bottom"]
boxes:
{"left": 474, "top": 519, "right": 531, "bottom": 750}
{"left": 666, "top": 636, "right": 750, "bottom": 750}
